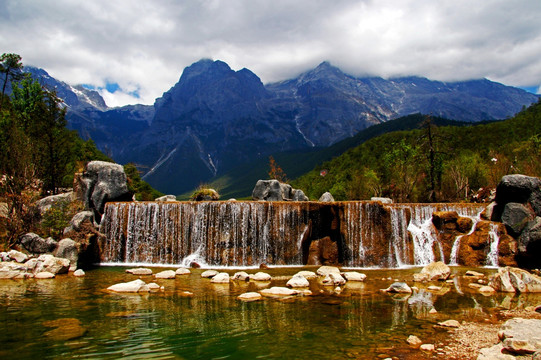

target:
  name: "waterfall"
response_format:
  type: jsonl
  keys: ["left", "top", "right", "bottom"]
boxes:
{"left": 101, "top": 201, "right": 486, "bottom": 268}
{"left": 486, "top": 223, "right": 500, "bottom": 267}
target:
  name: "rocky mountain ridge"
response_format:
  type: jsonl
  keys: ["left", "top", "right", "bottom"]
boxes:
{"left": 22, "top": 60, "right": 539, "bottom": 194}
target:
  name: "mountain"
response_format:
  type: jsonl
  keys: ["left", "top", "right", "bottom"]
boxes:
{"left": 21, "top": 60, "right": 539, "bottom": 195}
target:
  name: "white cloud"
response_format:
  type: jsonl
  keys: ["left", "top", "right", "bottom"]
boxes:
{"left": 1, "top": 0, "right": 540, "bottom": 106}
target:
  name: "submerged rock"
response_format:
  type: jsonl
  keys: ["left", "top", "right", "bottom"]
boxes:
{"left": 237, "top": 292, "right": 262, "bottom": 302}
{"left": 126, "top": 268, "right": 153, "bottom": 276}
{"left": 201, "top": 270, "right": 219, "bottom": 278}
{"left": 316, "top": 266, "right": 340, "bottom": 276}
{"left": 251, "top": 272, "right": 271, "bottom": 281}
{"left": 210, "top": 272, "right": 230, "bottom": 283}
{"left": 321, "top": 273, "right": 346, "bottom": 286}
{"left": 175, "top": 268, "right": 191, "bottom": 275}
{"left": 260, "top": 287, "right": 300, "bottom": 297}
{"left": 155, "top": 270, "right": 176, "bottom": 279}
{"left": 384, "top": 282, "right": 412, "bottom": 294}
{"left": 295, "top": 271, "right": 317, "bottom": 279}
{"left": 232, "top": 271, "right": 250, "bottom": 281}
{"left": 286, "top": 274, "right": 310, "bottom": 288}
{"left": 107, "top": 279, "right": 150, "bottom": 293}
{"left": 342, "top": 271, "right": 366, "bottom": 282}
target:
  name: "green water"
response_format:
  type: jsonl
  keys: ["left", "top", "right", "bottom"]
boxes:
{"left": 0, "top": 266, "right": 537, "bottom": 359}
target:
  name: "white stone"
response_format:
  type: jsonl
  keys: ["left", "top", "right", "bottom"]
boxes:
{"left": 35, "top": 271, "right": 55, "bottom": 279}
{"left": 35, "top": 254, "right": 70, "bottom": 274}
{"left": 294, "top": 271, "right": 317, "bottom": 279}
{"left": 175, "top": 267, "right": 191, "bottom": 275}
{"left": 260, "top": 287, "right": 299, "bottom": 297}
{"left": 465, "top": 270, "right": 485, "bottom": 277}
{"left": 8, "top": 250, "right": 28, "bottom": 263}
{"left": 201, "top": 270, "right": 219, "bottom": 278}
{"left": 73, "top": 269, "right": 85, "bottom": 277}
{"left": 316, "top": 266, "right": 341, "bottom": 276}
{"left": 251, "top": 272, "right": 271, "bottom": 281}
{"left": 237, "top": 292, "right": 262, "bottom": 302}
{"left": 477, "top": 344, "right": 516, "bottom": 360}
{"left": 420, "top": 344, "right": 435, "bottom": 351}
{"left": 321, "top": 273, "right": 346, "bottom": 286}
{"left": 407, "top": 335, "right": 423, "bottom": 347}
{"left": 479, "top": 286, "right": 496, "bottom": 294}
{"left": 210, "top": 272, "right": 230, "bottom": 283}
{"left": 126, "top": 268, "right": 153, "bottom": 275}
{"left": 419, "top": 261, "right": 451, "bottom": 281}
{"left": 384, "top": 282, "right": 412, "bottom": 294}
{"left": 155, "top": 270, "right": 176, "bottom": 279}
{"left": 342, "top": 271, "right": 366, "bottom": 282}
{"left": 107, "top": 279, "right": 150, "bottom": 293}
{"left": 147, "top": 282, "right": 161, "bottom": 290}
{"left": 287, "top": 274, "right": 310, "bottom": 288}
{"left": 499, "top": 318, "right": 541, "bottom": 355}
{"left": 232, "top": 271, "right": 250, "bottom": 281}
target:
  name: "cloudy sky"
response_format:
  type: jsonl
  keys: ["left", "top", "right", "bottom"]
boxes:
{"left": 1, "top": 0, "right": 540, "bottom": 107}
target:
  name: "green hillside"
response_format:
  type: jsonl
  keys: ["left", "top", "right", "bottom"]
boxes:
{"left": 292, "top": 100, "right": 541, "bottom": 202}
{"left": 181, "top": 114, "right": 473, "bottom": 199}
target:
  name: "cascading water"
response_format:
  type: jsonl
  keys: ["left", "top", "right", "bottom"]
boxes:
{"left": 449, "top": 211, "right": 483, "bottom": 265}
{"left": 100, "top": 201, "right": 487, "bottom": 268}
{"left": 486, "top": 223, "right": 500, "bottom": 267}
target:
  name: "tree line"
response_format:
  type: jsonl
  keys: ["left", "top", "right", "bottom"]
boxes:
{"left": 292, "top": 100, "right": 541, "bottom": 202}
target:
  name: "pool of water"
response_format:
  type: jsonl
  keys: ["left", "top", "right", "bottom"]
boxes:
{"left": 0, "top": 266, "right": 538, "bottom": 359}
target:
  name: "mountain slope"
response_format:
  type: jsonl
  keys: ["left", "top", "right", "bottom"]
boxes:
{"left": 20, "top": 60, "right": 539, "bottom": 195}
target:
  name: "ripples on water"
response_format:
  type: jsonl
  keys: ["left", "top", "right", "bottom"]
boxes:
{"left": 0, "top": 266, "right": 539, "bottom": 360}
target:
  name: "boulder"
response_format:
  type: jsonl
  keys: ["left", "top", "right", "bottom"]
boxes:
{"left": 201, "top": 270, "right": 219, "bottom": 278}
{"left": 64, "top": 211, "right": 94, "bottom": 234}
{"left": 260, "top": 287, "right": 300, "bottom": 297}
{"left": 155, "top": 195, "right": 177, "bottom": 202}
{"left": 286, "top": 274, "right": 310, "bottom": 288}
{"left": 342, "top": 271, "right": 366, "bottom": 282}
{"left": 0, "top": 262, "right": 31, "bottom": 279}
{"left": 251, "top": 272, "right": 271, "bottom": 281}
{"left": 237, "top": 292, "right": 262, "bottom": 302}
{"left": 316, "top": 266, "right": 341, "bottom": 276}
{"left": 210, "top": 272, "right": 230, "bottom": 283}
{"left": 107, "top": 279, "right": 150, "bottom": 293}
{"left": 252, "top": 180, "right": 292, "bottom": 201}
{"left": 477, "top": 344, "right": 516, "bottom": 360}
{"left": 501, "top": 202, "right": 534, "bottom": 236}
{"left": 499, "top": 318, "right": 541, "bottom": 354}
{"left": 35, "top": 271, "right": 55, "bottom": 279}
{"left": 36, "top": 192, "right": 74, "bottom": 214}
{"left": 81, "top": 161, "right": 131, "bottom": 219}
{"left": 489, "top": 267, "right": 541, "bottom": 293}
{"left": 126, "top": 268, "right": 153, "bottom": 275}
{"left": 321, "top": 273, "right": 346, "bottom": 286}
{"left": 155, "top": 270, "right": 176, "bottom": 279}
{"left": 416, "top": 261, "right": 450, "bottom": 281}
{"left": 73, "top": 269, "right": 85, "bottom": 277}
{"left": 35, "top": 254, "right": 70, "bottom": 275}
{"left": 19, "top": 233, "right": 57, "bottom": 254}
{"left": 384, "top": 282, "right": 412, "bottom": 294}
{"left": 175, "top": 268, "right": 191, "bottom": 275}
{"left": 294, "top": 271, "right": 317, "bottom": 279}
{"left": 232, "top": 271, "right": 250, "bottom": 281}
{"left": 494, "top": 174, "right": 541, "bottom": 208}
{"left": 54, "top": 239, "right": 79, "bottom": 270}
{"left": 7, "top": 249, "right": 28, "bottom": 263}
{"left": 292, "top": 189, "right": 309, "bottom": 201}
{"left": 407, "top": 335, "right": 422, "bottom": 348}
{"left": 517, "top": 217, "right": 541, "bottom": 265}
{"left": 318, "top": 192, "right": 335, "bottom": 202}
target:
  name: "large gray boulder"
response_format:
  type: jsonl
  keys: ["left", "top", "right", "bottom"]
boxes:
{"left": 81, "top": 161, "right": 131, "bottom": 219}
{"left": 501, "top": 202, "right": 534, "bottom": 236}
{"left": 319, "top": 192, "right": 335, "bottom": 202}
{"left": 251, "top": 180, "right": 290, "bottom": 201}
{"left": 292, "top": 189, "right": 309, "bottom": 201}
{"left": 36, "top": 192, "right": 74, "bottom": 214}
{"left": 54, "top": 239, "right": 79, "bottom": 270}
{"left": 64, "top": 211, "right": 95, "bottom": 235}
{"left": 495, "top": 174, "right": 541, "bottom": 207}
{"left": 19, "top": 233, "right": 57, "bottom": 254}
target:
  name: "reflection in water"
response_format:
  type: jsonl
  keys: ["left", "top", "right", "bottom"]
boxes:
{"left": 0, "top": 267, "right": 540, "bottom": 360}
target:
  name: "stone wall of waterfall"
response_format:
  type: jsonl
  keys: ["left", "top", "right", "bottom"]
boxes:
{"left": 100, "top": 201, "right": 487, "bottom": 267}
